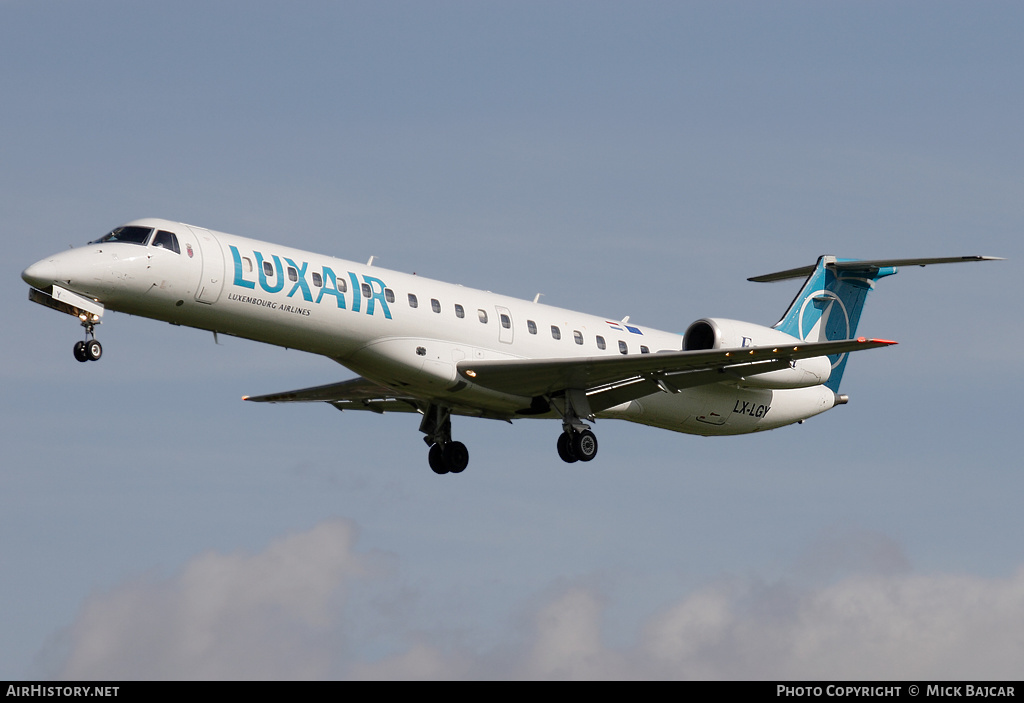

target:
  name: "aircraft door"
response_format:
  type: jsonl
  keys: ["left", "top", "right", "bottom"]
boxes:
{"left": 187, "top": 226, "right": 225, "bottom": 304}
{"left": 693, "top": 387, "right": 731, "bottom": 426}
{"left": 495, "top": 306, "right": 514, "bottom": 344}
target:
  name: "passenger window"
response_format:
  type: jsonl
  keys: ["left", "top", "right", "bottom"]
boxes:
{"left": 527, "top": 320, "right": 537, "bottom": 334}
{"left": 263, "top": 261, "right": 274, "bottom": 277}
{"left": 478, "top": 309, "right": 488, "bottom": 323}
{"left": 312, "top": 272, "right": 323, "bottom": 287}
{"left": 574, "top": 330, "right": 583, "bottom": 345}
{"left": 431, "top": 298, "right": 441, "bottom": 313}
{"left": 455, "top": 304, "right": 465, "bottom": 318}
{"left": 287, "top": 267, "right": 298, "bottom": 282}
{"left": 640, "top": 345, "right": 650, "bottom": 354}
{"left": 338, "top": 277, "right": 348, "bottom": 293}
{"left": 618, "top": 340, "right": 628, "bottom": 355}
{"left": 242, "top": 257, "right": 253, "bottom": 273}
{"left": 360, "top": 283, "right": 371, "bottom": 298}
{"left": 551, "top": 326, "right": 561, "bottom": 340}
{"left": 408, "top": 293, "right": 419, "bottom": 308}
{"left": 385, "top": 288, "right": 395, "bottom": 303}
{"left": 596, "top": 336, "right": 606, "bottom": 350}
{"left": 151, "top": 230, "right": 180, "bottom": 254}
{"left": 500, "top": 314, "right": 511, "bottom": 329}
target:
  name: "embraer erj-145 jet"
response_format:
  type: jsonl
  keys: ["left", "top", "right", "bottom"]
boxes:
{"left": 22, "top": 219, "right": 1000, "bottom": 474}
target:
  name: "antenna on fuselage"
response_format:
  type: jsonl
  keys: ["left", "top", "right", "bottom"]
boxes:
{"left": 367, "top": 256, "right": 375, "bottom": 266}
{"left": 533, "top": 293, "right": 543, "bottom": 303}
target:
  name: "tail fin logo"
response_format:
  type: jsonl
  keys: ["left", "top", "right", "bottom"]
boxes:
{"left": 798, "top": 290, "right": 850, "bottom": 369}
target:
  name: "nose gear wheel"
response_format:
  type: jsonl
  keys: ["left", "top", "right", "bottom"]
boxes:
{"left": 74, "top": 320, "right": 102, "bottom": 362}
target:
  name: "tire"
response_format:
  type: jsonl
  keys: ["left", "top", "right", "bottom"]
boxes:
{"left": 557, "top": 432, "right": 578, "bottom": 463}
{"left": 85, "top": 340, "right": 102, "bottom": 361}
{"left": 428, "top": 444, "right": 448, "bottom": 474}
{"left": 443, "top": 441, "right": 469, "bottom": 474}
{"left": 572, "top": 429, "right": 598, "bottom": 462}
{"left": 73, "top": 341, "right": 88, "bottom": 362}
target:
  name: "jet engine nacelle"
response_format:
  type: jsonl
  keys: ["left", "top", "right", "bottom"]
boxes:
{"left": 682, "top": 317, "right": 832, "bottom": 389}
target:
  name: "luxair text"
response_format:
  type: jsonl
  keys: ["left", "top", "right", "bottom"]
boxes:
{"left": 230, "top": 245, "right": 392, "bottom": 319}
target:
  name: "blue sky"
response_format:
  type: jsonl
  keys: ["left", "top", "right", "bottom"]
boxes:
{"left": 2, "top": 1, "right": 1022, "bottom": 679}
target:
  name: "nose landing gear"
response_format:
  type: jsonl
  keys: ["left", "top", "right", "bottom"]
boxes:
{"left": 73, "top": 319, "right": 102, "bottom": 362}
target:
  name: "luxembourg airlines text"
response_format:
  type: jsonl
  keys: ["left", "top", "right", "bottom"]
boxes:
{"left": 226, "top": 293, "right": 311, "bottom": 316}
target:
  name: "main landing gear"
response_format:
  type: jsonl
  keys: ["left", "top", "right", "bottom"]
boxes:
{"left": 553, "top": 390, "right": 600, "bottom": 464}
{"left": 556, "top": 428, "right": 598, "bottom": 463}
{"left": 416, "top": 394, "right": 601, "bottom": 474}
{"left": 420, "top": 405, "right": 469, "bottom": 475}
{"left": 72, "top": 319, "right": 102, "bottom": 362}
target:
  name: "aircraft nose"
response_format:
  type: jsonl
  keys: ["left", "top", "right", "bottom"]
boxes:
{"left": 22, "top": 259, "right": 57, "bottom": 289}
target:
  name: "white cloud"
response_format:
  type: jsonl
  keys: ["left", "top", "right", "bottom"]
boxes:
{"left": 49, "top": 520, "right": 1024, "bottom": 680}
{"left": 522, "top": 587, "right": 622, "bottom": 679}
{"left": 636, "top": 569, "right": 1024, "bottom": 679}
{"left": 56, "top": 519, "right": 369, "bottom": 680}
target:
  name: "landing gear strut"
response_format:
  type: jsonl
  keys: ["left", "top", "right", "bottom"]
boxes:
{"left": 420, "top": 404, "right": 469, "bottom": 475}
{"left": 73, "top": 319, "right": 102, "bottom": 362}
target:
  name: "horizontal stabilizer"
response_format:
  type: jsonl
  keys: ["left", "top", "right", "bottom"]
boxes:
{"left": 749, "top": 255, "right": 1003, "bottom": 282}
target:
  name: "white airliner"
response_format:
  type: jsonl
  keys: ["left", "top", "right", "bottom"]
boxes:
{"left": 21, "top": 218, "right": 1000, "bottom": 474}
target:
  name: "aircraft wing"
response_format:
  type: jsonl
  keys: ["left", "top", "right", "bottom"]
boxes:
{"left": 243, "top": 377, "right": 421, "bottom": 414}
{"left": 243, "top": 376, "right": 520, "bottom": 420}
{"left": 244, "top": 338, "right": 894, "bottom": 419}
{"left": 457, "top": 337, "right": 896, "bottom": 412}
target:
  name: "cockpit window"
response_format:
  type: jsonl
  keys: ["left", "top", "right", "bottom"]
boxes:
{"left": 91, "top": 226, "right": 152, "bottom": 245}
{"left": 151, "top": 230, "right": 180, "bottom": 254}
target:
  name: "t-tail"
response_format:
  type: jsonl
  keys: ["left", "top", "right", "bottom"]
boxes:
{"left": 749, "top": 255, "right": 1003, "bottom": 392}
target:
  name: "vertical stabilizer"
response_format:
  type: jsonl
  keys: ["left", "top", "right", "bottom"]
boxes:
{"left": 749, "top": 255, "right": 1001, "bottom": 391}
{"left": 756, "top": 256, "right": 897, "bottom": 392}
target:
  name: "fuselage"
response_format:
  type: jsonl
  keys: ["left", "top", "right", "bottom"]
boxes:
{"left": 22, "top": 218, "right": 838, "bottom": 436}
